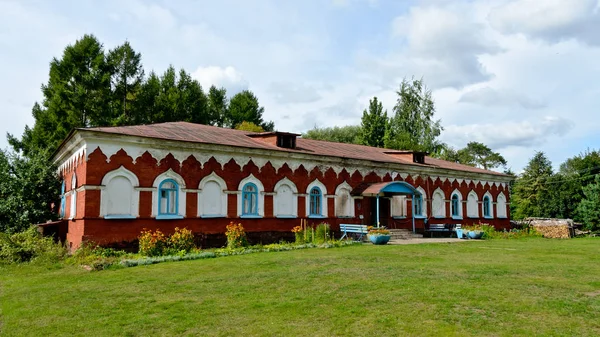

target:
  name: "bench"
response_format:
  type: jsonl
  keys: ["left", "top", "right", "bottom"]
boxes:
{"left": 340, "top": 224, "right": 368, "bottom": 241}
{"left": 426, "top": 223, "right": 461, "bottom": 238}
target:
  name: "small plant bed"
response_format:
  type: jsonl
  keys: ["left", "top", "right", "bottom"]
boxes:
{"left": 461, "top": 223, "right": 543, "bottom": 240}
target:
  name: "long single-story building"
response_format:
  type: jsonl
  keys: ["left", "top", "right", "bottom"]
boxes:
{"left": 48, "top": 122, "right": 512, "bottom": 249}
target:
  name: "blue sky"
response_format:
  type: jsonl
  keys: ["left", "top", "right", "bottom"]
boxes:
{"left": 1, "top": 0, "right": 599, "bottom": 172}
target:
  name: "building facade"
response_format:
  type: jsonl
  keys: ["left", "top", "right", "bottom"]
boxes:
{"left": 49, "top": 122, "right": 512, "bottom": 249}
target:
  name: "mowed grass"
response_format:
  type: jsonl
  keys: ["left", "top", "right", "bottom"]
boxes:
{"left": 2, "top": 239, "right": 600, "bottom": 336}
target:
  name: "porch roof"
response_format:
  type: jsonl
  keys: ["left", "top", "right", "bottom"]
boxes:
{"left": 361, "top": 181, "right": 419, "bottom": 197}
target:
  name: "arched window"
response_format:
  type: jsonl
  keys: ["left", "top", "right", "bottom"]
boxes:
{"left": 274, "top": 178, "right": 298, "bottom": 218}
{"left": 60, "top": 180, "right": 66, "bottom": 218}
{"left": 242, "top": 183, "right": 259, "bottom": 216}
{"left": 467, "top": 191, "right": 479, "bottom": 218}
{"left": 414, "top": 194, "right": 423, "bottom": 217}
{"left": 198, "top": 173, "right": 228, "bottom": 218}
{"left": 451, "top": 193, "right": 461, "bottom": 218}
{"left": 306, "top": 179, "right": 328, "bottom": 218}
{"left": 483, "top": 195, "right": 491, "bottom": 218}
{"left": 497, "top": 192, "right": 507, "bottom": 218}
{"left": 391, "top": 196, "right": 407, "bottom": 217}
{"left": 431, "top": 188, "right": 445, "bottom": 218}
{"left": 101, "top": 166, "right": 140, "bottom": 219}
{"left": 159, "top": 179, "right": 179, "bottom": 215}
{"left": 69, "top": 174, "right": 77, "bottom": 219}
{"left": 335, "top": 182, "right": 354, "bottom": 218}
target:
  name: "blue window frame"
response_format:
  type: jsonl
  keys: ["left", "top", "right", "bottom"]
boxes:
{"left": 414, "top": 194, "right": 423, "bottom": 216}
{"left": 60, "top": 180, "right": 66, "bottom": 218}
{"left": 451, "top": 194, "right": 460, "bottom": 217}
{"left": 242, "top": 183, "right": 259, "bottom": 215}
{"left": 158, "top": 179, "right": 179, "bottom": 215}
{"left": 309, "top": 187, "right": 322, "bottom": 216}
{"left": 483, "top": 196, "right": 491, "bottom": 217}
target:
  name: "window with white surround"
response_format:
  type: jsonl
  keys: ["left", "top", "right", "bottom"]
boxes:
{"left": 496, "top": 192, "right": 507, "bottom": 218}
{"left": 335, "top": 182, "right": 354, "bottom": 218}
{"left": 451, "top": 189, "right": 463, "bottom": 219}
{"left": 237, "top": 174, "right": 264, "bottom": 218}
{"left": 152, "top": 169, "right": 186, "bottom": 219}
{"left": 482, "top": 191, "right": 493, "bottom": 218}
{"left": 274, "top": 178, "right": 298, "bottom": 218}
{"left": 60, "top": 180, "right": 66, "bottom": 218}
{"left": 467, "top": 190, "right": 479, "bottom": 218}
{"left": 101, "top": 166, "right": 140, "bottom": 219}
{"left": 414, "top": 187, "right": 427, "bottom": 217}
{"left": 306, "top": 179, "right": 328, "bottom": 218}
{"left": 69, "top": 174, "right": 77, "bottom": 219}
{"left": 431, "top": 188, "right": 445, "bottom": 218}
{"left": 391, "top": 196, "right": 407, "bottom": 217}
{"left": 198, "top": 172, "right": 227, "bottom": 218}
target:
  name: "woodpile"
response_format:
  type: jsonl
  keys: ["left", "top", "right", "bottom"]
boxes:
{"left": 526, "top": 218, "right": 573, "bottom": 239}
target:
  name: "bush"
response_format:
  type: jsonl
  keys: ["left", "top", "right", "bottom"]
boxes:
{"left": 0, "top": 226, "right": 67, "bottom": 263}
{"left": 314, "top": 223, "right": 331, "bottom": 244}
{"left": 138, "top": 229, "right": 167, "bottom": 256}
{"left": 169, "top": 227, "right": 195, "bottom": 253}
{"left": 225, "top": 222, "right": 248, "bottom": 249}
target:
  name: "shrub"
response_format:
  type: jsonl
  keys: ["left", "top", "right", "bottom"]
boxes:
{"left": 225, "top": 222, "right": 248, "bottom": 249}
{"left": 292, "top": 226, "right": 304, "bottom": 244}
{"left": 169, "top": 227, "right": 195, "bottom": 253}
{"left": 314, "top": 223, "right": 331, "bottom": 244}
{"left": 0, "top": 226, "right": 67, "bottom": 264}
{"left": 138, "top": 228, "right": 167, "bottom": 256}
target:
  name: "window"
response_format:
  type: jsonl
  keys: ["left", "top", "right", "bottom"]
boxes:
{"left": 159, "top": 179, "right": 179, "bottom": 215}
{"left": 274, "top": 178, "right": 298, "bottom": 218}
{"left": 69, "top": 174, "right": 77, "bottom": 219}
{"left": 431, "top": 188, "right": 445, "bottom": 218}
{"left": 391, "top": 196, "right": 407, "bottom": 217}
{"left": 451, "top": 194, "right": 460, "bottom": 217}
{"left": 483, "top": 195, "right": 491, "bottom": 217}
{"left": 242, "top": 183, "right": 259, "bottom": 215}
{"left": 60, "top": 180, "right": 66, "bottom": 218}
{"left": 497, "top": 193, "right": 507, "bottom": 218}
{"left": 198, "top": 173, "right": 228, "bottom": 218}
{"left": 467, "top": 191, "right": 479, "bottom": 218}
{"left": 414, "top": 194, "right": 423, "bottom": 217}
{"left": 101, "top": 166, "right": 140, "bottom": 219}
{"left": 309, "top": 187, "right": 322, "bottom": 216}
{"left": 335, "top": 182, "right": 354, "bottom": 218}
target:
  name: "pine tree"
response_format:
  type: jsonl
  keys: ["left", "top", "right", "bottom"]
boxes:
{"left": 512, "top": 151, "right": 554, "bottom": 219}
{"left": 576, "top": 175, "right": 600, "bottom": 231}
{"left": 359, "top": 97, "right": 387, "bottom": 148}
{"left": 107, "top": 41, "right": 144, "bottom": 125}
{"left": 227, "top": 90, "right": 273, "bottom": 131}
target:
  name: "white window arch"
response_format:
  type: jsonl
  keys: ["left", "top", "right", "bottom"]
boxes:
{"left": 467, "top": 190, "right": 479, "bottom": 218}
{"left": 431, "top": 188, "right": 446, "bottom": 218}
{"left": 198, "top": 172, "right": 227, "bottom": 218}
{"left": 450, "top": 189, "right": 463, "bottom": 218}
{"left": 306, "top": 179, "right": 328, "bottom": 218}
{"left": 152, "top": 169, "right": 186, "bottom": 219}
{"left": 414, "top": 186, "right": 427, "bottom": 217}
{"left": 237, "top": 174, "right": 265, "bottom": 217}
{"left": 335, "top": 181, "right": 354, "bottom": 218}
{"left": 101, "top": 166, "right": 140, "bottom": 219}
{"left": 482, "top": 191, "right": 494, "bottom": 219}
{"left": 496, "top": 192, "right": 507, "bottom": 218}
{"left": 69, "top": 174, "right": 77, "bottom": 219}
{"left": 274, "top": 178, "right": 298, "bottom": 218}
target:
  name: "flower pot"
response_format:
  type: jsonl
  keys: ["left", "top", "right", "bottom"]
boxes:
{"left": 368, "top": 234, "right": 391, "bottom": 245}
{"left": 456, "top": 228, "right": 464, "bottom": 239}
{"left": 467, "top": 230, "right": 483, "bottom": 239}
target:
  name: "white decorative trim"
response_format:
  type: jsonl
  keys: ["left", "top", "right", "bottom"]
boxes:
{"left": 306, "top": 179, "right": 328, "bottom": 217}
{"left": 274, "top": 177, "right": 298, "bottom": 218}
{"left": 100, "top": 166, "right": 140, "bottom": 218}
{"left": 456, "top": 178, "right": 464, "bottom": 185}
{"left": 431, "top": 187, "right": 446, "bottom": 218}
{"left": 135, "top": 187, "right": 156, "bottom": 192}
{"left": 198, "top": 172, "right": 228, "bottom": 218}
{"left": 466, "top": 190, "right": 479, "bottom": 218}
{"left": 450, "top": 188, "right": 463, "bottom": 217}
{"left": 58, "top": 144, "right": 86, "bottom": 173}
{"left": 152, "top": 169, "right": 187, "bottom": 218}
{"left": 481, "top": 191, "right": 494, "bottom": 218}
{"left": 237, "top": 174, "right": 265, "bottom": 217}
{"left": 334, "top": 181, "right": 354, "bottom": 218}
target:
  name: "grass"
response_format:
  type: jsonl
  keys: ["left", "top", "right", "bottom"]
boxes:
{"left": 2, "top": 238, "right": 600, "bottom": 336}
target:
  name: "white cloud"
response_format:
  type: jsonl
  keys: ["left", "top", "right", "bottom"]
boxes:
{"left": 459, "top": 87, "right": 545, "bottom": 109}
{"left": 191, "top": 66, "right": 248, "bottom": 96}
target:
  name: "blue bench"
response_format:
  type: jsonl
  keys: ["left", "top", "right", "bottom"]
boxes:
{"left": 426, "top": 223, "right": 461, "bottom": 238}
{"left": 340, "top": 224, "right": 368, "bottom": 241}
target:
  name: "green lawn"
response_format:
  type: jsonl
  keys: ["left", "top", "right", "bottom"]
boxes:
{"left": 2, "top": 238, "right": 600, "bottom": 336}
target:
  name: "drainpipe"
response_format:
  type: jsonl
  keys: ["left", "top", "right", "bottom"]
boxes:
{"left": 376, "top": 194, "right": 380, "bottom": 228}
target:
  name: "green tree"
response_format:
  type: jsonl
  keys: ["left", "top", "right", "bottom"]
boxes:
{"left": 107, "top": 41, "right": 144, "bottom": 126}
{"left": 0, "top": 150, "right": 60, "bottom": 233}
{"left": 134, "top": 71, "right": 161, "bottom": 124}
{"left": 177, "top": 69, "right": 208, "bottom": 124}
{"left": 460, "top": 142, "right": 507, "bottom": 170}
{"left": 8, "top": 34, "right": 112, "bottom": 156}
{"left": 302, "top": 125, "right": 362, "bottom": 144}
{"left": 227, "top": 90, "right": 274, "bottom": 131}
{"left": 384, "top": 77, "right": 443, "bottom": 153}
{"left": 235, "top": 121, "right": 265, "bottom": 132}
{"left": 576, "top": 174, "right": 600, "bottom": 230}
{"left": 359, "top": 97, "right": 387, "bottom": 148}
{"left": 512, "top": 151, "right": 554, "bottom": 219}
{"left": 207, "top": 86, "right": 228, "bottom": 127}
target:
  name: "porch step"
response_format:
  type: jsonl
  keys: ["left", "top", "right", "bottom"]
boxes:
{"left": 388, "top": 229, "right": 423, "bottom": 240}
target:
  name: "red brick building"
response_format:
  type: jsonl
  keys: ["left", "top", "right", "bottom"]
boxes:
{"left": 49, "top": 122, "right": 512, "bottom": 249}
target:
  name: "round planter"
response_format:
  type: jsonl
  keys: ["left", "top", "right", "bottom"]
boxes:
{"left": 368, "top": 234, "right": 391, "bottom": 245}
{"left": 456, "top": 228, "right": 464, "bottom": 239}
{"left": 467, "top": 230, "right": 484, "bottom": 239}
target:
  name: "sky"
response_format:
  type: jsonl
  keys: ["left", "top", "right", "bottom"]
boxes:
{"left": 1, "top": 0, "right": 599, "bottom": 172}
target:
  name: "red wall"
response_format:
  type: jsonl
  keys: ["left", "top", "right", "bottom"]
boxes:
{"left": 58, "top": 147, "right": 511, "bottom": 249}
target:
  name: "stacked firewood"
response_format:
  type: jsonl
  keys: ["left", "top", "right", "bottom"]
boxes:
{"left": 531, "top": 224, "right": 571, "bottom": 239}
